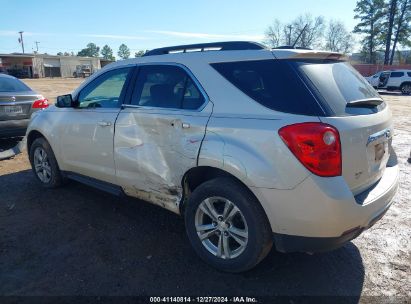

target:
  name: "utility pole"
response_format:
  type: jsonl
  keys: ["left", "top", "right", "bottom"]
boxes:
{"left": 35, "top": 41, "right": 40, "bottom": 52}
{"left": 18, "top": 31, "right": 25, "bottom": 53}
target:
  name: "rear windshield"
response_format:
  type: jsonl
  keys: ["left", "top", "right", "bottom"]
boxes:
{"left": 295, "top": 61, "right": 384, "bottom": 115}
{"left": 211, "top": 60, "right": 323, "bottom": 116}
{"left": 0, "top": 77, "right": 31, "bottom": 92}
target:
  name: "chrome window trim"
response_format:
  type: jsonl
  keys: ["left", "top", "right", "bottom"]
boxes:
{"left": 124, "top": 62, "right": 210, "bottom": 113}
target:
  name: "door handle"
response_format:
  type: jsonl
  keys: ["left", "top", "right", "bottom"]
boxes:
{"left": 97, "top": 121, "right": 111, "bottom": 127}
{"left": 182, "top": 122, "right": 190, "bottom": 129}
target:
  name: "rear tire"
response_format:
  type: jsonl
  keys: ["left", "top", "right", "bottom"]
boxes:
{"left": 29, "top": 137, "right": 63, "bottom": 188}
{"left": 185, "top": 177, "right": 273, "bottom": 272}
{"left": 400, "top": 83, "right": 411, "bottom": 95}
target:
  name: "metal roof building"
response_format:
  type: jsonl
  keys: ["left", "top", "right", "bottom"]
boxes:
{"left": 0, "top": 53, "right": 112, "bottom": 78}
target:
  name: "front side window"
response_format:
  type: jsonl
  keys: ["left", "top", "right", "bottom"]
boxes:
{"left": 131, "top": 65, "right": 204, "bottom": 110}
{"left": 390, "top": 72, "right": 404, "bottom": 78}
{"left": 407, "top": 72, "right": 411, "bottom": 77}
{"left": 77, "top": 67, "right": 131, "bottom": 108}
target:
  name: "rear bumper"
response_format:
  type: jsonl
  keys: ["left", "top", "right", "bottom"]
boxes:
{"left": 0, "top": 119, "right": 29, "bottom": 138}
{"left": 272, "top": 203, "right": 391, "bottom": 253}
{"left": 251, "top": 152, "right": 399, "bottom": 253}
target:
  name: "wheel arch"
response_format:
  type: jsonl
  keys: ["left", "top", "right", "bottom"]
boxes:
{"left": 400, "top": 81, "right": 411, "bottom": 88}
{"left": 27, "top": 130, "right": 47, "bottom": 160}
{"left": 180, "top": 166, "right": 272, "bottom": 229}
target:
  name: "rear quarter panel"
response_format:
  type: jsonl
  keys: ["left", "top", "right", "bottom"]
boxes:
{"left": 199, "top": 113, "right": 320, "bottom": 189}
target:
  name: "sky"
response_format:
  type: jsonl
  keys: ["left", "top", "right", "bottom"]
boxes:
{"left": 0, "top": 0, "right": 359, "bottom": 56}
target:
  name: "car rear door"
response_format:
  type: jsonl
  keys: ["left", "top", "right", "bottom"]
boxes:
{"left": 57, "top": 67, "right": 133, "bottom": 184}
{"left": 114, "top": 64, "right": 211, "bottom": 213}
{"left": 387, "top": 71, "right": 404, "bottom": 88}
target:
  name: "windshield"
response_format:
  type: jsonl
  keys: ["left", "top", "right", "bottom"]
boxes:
{"left": 0, "top": 77, "right": 31, "bottom": 92}
{"left": 295, "top": 61, "right": 383, "bottom": 116}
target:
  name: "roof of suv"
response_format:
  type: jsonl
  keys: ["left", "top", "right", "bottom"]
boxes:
{"left": 105, "top": 41, "right": 346, "bottom": 70}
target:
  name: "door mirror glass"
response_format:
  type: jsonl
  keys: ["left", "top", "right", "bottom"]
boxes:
{"left": 56, "top": 94, "right": 75, "bottom": 108}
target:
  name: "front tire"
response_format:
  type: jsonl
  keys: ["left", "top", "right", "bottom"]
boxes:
{"left": 29, "top": 137, "right": 63, "bottom": 188}
{"left": 185, "top": 177, "right": 273, "bottom": 272}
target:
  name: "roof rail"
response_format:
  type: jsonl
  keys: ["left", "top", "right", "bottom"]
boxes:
{"left": 143, "top": 41, "right": 267, "bottom": 56}
{"left": 273, "top": 45, "right": 313, "bottom": 50}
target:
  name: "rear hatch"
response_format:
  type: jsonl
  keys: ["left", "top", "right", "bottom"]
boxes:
{"left": 293, "top": 59, "right": 392, "bottom": 195}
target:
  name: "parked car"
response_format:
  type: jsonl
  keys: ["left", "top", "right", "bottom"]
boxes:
{"left": 365, "top": 70, "right": 411, "bottom": 95}
{"left": 26, "top": 42, "right": 399, "bottom": 272}
{"left": 0, "top": 74, "right": 49, "bottom": 138}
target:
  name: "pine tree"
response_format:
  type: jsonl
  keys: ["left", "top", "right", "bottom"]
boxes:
{"left": 77, "top": 43, "right": 100, "bottom": 57}
{"left": 117, "top": 44, "right": 130, "bottom": 60}
{"left": 353, "top": 0, "right": 385, "bottom": 63}
{"left": 101, "top": 45, "right": 115, "bottom": 61}
{"left": 390, "top": 0, "right": 411, "bottom": 64}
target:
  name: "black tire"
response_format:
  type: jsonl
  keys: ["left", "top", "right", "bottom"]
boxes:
{"left": 400, "top": 83, "right": 411, "bottom": 95}
{"left": 29, "top": 137, "right": 63, "bottom": 188}
{"left": 185, "top": 177, "right": 273, "bottom": 272}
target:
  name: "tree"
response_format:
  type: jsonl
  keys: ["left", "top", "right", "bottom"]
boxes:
{"left": 101, "top": 45, "right": 115, "bottom": 61}
{"left": 77, "top": 43, "right": 100, "bottom": 57}
{"left": 390, "top": 0, "right": 411, "bottom": 64}
{"left": 353, "top": 0, "right": 385, "bottom": 64}
{"left": 264, "top": 15, "right": 325, "bottom": 48}
{"left": 265, "top": 19, "right": 283, "bottom": 47}
{"left": 117, "top": 44, "right": 130, "bottom": 60}
{"left": 64, "top": 52, "right": 70, "bottom": 56}
{"left": 291, "top": 14, "right": 325, "bottom": 48}
{"left": 325, "top": 20, "right": 354, "bottom": 53}
{"left": 134, "top": 50, "right": 147, "bottom": 57}
{"left": 382, "top": 0, "right": 398, "bottom": 64}
{"left": 57, "top": 52, "right": 63, "bottom": 56}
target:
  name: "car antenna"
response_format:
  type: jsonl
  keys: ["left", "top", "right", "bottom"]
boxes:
{"left": 291, "top": 24, "right": 308, "bottom": 48}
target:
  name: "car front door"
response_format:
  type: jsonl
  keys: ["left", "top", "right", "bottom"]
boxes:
{"left": 114, "top": 64, "right": 212, "bottom": 213}
{"left": 58, "top": 67, "right": 133, "bottom": 184}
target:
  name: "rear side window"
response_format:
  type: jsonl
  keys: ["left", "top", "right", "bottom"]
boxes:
{"left": 390, "top": 72, "right": 404, "bottom": 77}
{"left": 408, "top": 72, "right": 411, "bottom": 77}
{"left": 131, "top": 65, "right": 205, "bottom": 110}
{"left": 211, "top": 60, "right": 323, "bottom": 116}
{"left": 0, "top": 77, "right": 31, "bottom": 92}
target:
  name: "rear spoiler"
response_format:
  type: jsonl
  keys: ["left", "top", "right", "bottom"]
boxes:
{"left": 273, "top": 50, "right": 348, "bottom": 61}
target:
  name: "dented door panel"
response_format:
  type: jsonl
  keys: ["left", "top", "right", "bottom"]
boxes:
{"left": 114, "top": 102, "right": 212, "bottom": 213}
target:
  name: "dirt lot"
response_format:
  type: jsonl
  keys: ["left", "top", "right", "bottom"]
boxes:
{"left": 23, "top": 78, "right": 84, "bottom": 103}
{"left": 0, "top": 78, "right": 410, "bottom": 299}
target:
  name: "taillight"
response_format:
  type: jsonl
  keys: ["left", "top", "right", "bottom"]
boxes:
{"left": 32, "top": 98, "right": 49, "bottom": 109}
{"left": 278, "top": 122, "right": 342, "bottom": 177}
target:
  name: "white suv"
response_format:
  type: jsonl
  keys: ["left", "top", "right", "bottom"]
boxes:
{"left": 366, "top": 70, "right": 411, "bottom": 94}
{"left": 26, "top": 42, "right": 399, "bottom": 272}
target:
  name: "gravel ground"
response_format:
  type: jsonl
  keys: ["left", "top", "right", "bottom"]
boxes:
{"left": 0, "top": 81, "right": 409, "bottom": 300}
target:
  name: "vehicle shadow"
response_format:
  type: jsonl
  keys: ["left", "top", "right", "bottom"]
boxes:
{"left": 0, "top": 137, "right": 25, "bottom": 160}
{"left": 0, "top": 169, "right": 364, "bottom": 299}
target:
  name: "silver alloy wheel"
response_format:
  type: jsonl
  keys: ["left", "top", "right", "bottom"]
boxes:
{"left": 33, "top": 147, "right": 52, "bottom": 183}
{"left": 402, "top": 84, "right": 411, "bottom": 95}
{"left": 195, "top": 196, "right": 248, "bottom": 259}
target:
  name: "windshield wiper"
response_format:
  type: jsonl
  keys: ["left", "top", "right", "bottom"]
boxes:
{"left": 346, "top": 98, "right": 384, "bottom": 108}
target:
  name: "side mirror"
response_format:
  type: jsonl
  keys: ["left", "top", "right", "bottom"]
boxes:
{"left": 56, "top": 94, "right": 79, "bottom": 108}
